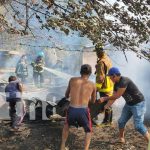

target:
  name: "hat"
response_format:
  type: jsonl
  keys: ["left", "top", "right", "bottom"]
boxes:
{"left": 37, "top": 51, "right": 44, "bottom": 57}
{"left": 94, "top": 43, "right": 104, "bottom": 52}
{"left": 107, "top": 67, "right": 121, "bottom": 76}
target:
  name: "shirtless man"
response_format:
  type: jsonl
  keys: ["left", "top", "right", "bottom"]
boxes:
{"left": 60, "top": 64, "right": 96, "bottom": 150}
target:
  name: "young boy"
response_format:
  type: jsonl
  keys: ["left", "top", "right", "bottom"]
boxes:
{"left": 5, "top": 76, "right": 25, "bottom": 129}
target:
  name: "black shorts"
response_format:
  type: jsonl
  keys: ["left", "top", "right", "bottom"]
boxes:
{"left": 66, "top": 106, "right": 92, "bottom": 133}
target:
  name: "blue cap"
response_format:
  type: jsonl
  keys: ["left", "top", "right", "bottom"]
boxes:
{"left": 107, "top": 67, "right": 121, "bottom": 76}
{"left": 37, "top": 51, "right": 44, "bottom": 57}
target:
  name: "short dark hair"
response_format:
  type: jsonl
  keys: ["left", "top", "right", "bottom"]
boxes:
{"left": 8, "top": 76, "right": 17, "bottom": 82}
{"left": 80, "top": 64, "right": 92, "bottom": 75}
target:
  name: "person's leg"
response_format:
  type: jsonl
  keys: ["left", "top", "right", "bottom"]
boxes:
{"left": 60, "top": 123, "right": 69, "bottom": 150}
{"left": 84, "top": 132, "right": 91, "bottom": 150}
{"left": 144, "top": 131, "right": 150, "bottom": 143}
{"left": 118, "top": 104, "right": 132, "bottom": 143}
{"left": 79, "top": 108, "right": 92, "bottom": 149}
{"left": 33, "top": 72, "right": 38, "bottom": 86}
{"left": 110, "top": 108, "right": 113, "bottom": 123}
{"left": 9, "top": 102, "right": 16, "bottom": 117}
{"left": 119, "top": 128, "right": 125, "bottom": 143}
{"left": 40, "top": 73, "right": 44, "bottom": 87}
{"left": 100, "top": 92, "right": 113, "bottom": 124}
{"left": 9, "top": 101, "right": 17, "bottom": 128}
{"left": 102, "top": 107, "right": 113, "bottom": 124}
{"left": 132, "top": 101, "right": 150, "bottom": 143}
{"left": 21, "top": 76, "right": 26, "bottom": 83}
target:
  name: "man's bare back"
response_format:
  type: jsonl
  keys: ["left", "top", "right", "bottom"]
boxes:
{"left": 65, "top": 76, "right": 96, "bottom": 107}
{"left": 60, "top": 64, "right": 96, "bottom": 150}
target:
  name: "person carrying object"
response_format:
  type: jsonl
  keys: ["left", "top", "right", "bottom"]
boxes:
{"left": 99, "top": 67, "right": 150, "bottom": 144}
{"left": 60, "top": 64, "right": 96, "bottom": 150}
{"left": 90, "top": 42, "right": 113, "bottom": 126}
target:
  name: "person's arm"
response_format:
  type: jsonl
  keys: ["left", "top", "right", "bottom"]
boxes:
{"left": 65, "top": 79, "right": 71, "bottom": 99}
{"left": 18, "top": 83, "right": 23, "bottom": 93}
{"left": 99, "top": 87, "right": 126, "bottom": 109}
{"left": 90, "top": 84, "right": 97, "bottom": 103}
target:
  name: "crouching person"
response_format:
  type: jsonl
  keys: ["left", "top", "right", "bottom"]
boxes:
{"left": 60, "top": 64, "right": 96, "bottom": 150}
{"left": 5, "top": 76, "right": 26, "bottom": 129}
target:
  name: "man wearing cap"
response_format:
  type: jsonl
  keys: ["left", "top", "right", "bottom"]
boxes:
{"left": 99, "top": 67, "right": 150, "bottom": 143}
{"left": 91, "top": 43, "right": 113, "bottom": 126}
{"left": 60, "top": 64, "right": 96, "bottom": 150}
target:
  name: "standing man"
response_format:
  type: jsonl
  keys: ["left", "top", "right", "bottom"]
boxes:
{"left": 91, "top": 43, "right": 113, "bottom": 125}
{"left": 31, "top": 52, "right": 45, "bottom": 87}
{"left": 60, "top": 64, "right": 96, "bottom": 150}
{"left": 100, "top": 67, "right": 150, "bottom": 143}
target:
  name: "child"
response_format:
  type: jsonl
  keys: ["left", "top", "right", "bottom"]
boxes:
{"left": 5, "top": 76, "right": 26, "bottom": 129}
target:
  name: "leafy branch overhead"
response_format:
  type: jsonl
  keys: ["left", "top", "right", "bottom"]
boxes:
{"left": 0, "top": 0, "right": 150, "bottom": 60}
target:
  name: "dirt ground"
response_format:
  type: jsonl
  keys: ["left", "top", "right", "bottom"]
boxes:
{"left": 0, "top": 119, "right": 149, "bottom": 150}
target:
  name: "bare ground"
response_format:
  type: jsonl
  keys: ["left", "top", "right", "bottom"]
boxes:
{"left": 0, "top": 119, "right": 149, "bottom": 150}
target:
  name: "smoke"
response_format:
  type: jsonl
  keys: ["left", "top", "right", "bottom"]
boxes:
{"left": 0, "top": 47, "right": 83, "bottom": 101}
{"left": 43, "top": 67, "right": 72, "bottom": 81}
{"left": 1, "top": 43, "right": 149, "bottom": 121}
{"left": 45, "top": 48, "right": 58, "bottom": 67}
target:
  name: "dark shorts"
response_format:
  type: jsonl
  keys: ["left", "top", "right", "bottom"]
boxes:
{"left": 66, "top": 106, "right": 92, "bottom": 133}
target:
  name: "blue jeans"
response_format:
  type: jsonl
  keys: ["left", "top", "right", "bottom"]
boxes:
{"left": 118, "top": 101, "right": 147, "bottom": 135}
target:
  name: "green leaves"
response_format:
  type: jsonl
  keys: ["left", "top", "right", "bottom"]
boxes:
{"left": 0, "top": 0, "right": 150, "bottom": 60}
